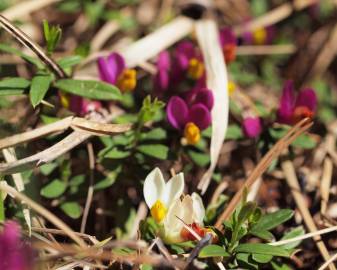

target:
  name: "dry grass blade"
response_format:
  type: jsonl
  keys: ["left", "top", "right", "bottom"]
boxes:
{"left": 321, "top": 157, "right": 333, "bottom": 215}
{"left": 71, "top": 117, "right": 132, "bottom": 136}
{"left": 195, "top": 19, "right": 229, "bottom": 194}
{"left": 0, "top": 117, "right": 74, "bottom": 150}
{"left": 282, "top": 159, "right": 336, "bottom": 270}
{"left": 0, "top": 130, "right": 91, "bottom": 175}
{"left": 0, "top": 14, "right": 66, "bottom": 78}
{"left": 1, "top": 0, "right": 62, "bottom": 20}
{"left": 270, "top": 225, "right": 337, "bottom": 246}
{"left": 0, "top": 184, "right": 86, "bottom": 247}
{"left": 319, "top": 253, "right": 337, "bottom": 270}
{"left": 215, "top": 118, "right": 313, "bottom": 229}
{"left": 236, "top": 44, "right": 296, "bottom": 55}
{"left": 233, "top": 0, "right": 318, "bottom": 35}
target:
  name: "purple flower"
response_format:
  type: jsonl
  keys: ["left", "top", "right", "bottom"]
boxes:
{"left": 154, "top": 51, "right": 171, "bottom": 92}
{"left": 166, "top": 87, "right": 213, "bottom": 132}
{"left": 97, "top": 52, "right": 137, "bottom": 92}
{"left": 242, "top": 117, "right": 262, "bottom": 138}
{"left": 69, "top": 96, "right": 102, "bottom": 117}
{"left": 219, "top": 27, "right": 237, "bottom": 63}
{"left": 277, "top": 80, "right": 317, "bottom": 125}
{"left": 172, "top": 41, "right": 204, "bottom": 83}
{"left": 0, "top": 221, "right": 34, "bottom": 270}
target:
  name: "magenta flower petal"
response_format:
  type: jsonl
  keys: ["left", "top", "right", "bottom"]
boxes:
{"left": 70, "top": 96, "right": 101, "bottom": 116}
{"left": 154, "top": 69, "right": 169, "bottom": 92}
{"left": 219, "top": 27, "right": 236, "bottom": 47}
{"left": 277, "top": 80, "right": 296, "bottom": 124}
{"left": 295, "top": 88, "right": 317, "bottom": 112}
{"left": 194, "top": 88, "right": 214, "bottom": 110}
{"left": 166, "top": 96, "right": 188, "bottom": 129}
{"left": 157, "top": 51, "right": 170, "bottom": 70}
{"left": 97, "top": 53, "right": 125, "bottom": 84}
{"left": 188, "top": 104, "right": 211, "bottom": 130}
{"left": 242, "top": 117, "right": 262, "bottom": 138}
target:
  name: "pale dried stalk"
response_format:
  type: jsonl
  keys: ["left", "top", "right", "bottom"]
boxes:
{"left": 282, "top": 160, "right": 336, "bottom": 270}
{"left": 2, "top": 148, "right": 31, "bottom": 234}
{"left": 91, "top": 21, "right": 120, "bottom": 52}
{"left": 0, "top": 184, "right": 86, "bottom": 247}
{"left": 0, "top": 117, "right": 73, "bottom": 150}
{"left": 321, "top": 158, "right": 333, "bottom": 215}
{"left": 1, "top": 0, "right": 62, "bottom": 20}
{"left": 236, "top": 44, "right": 296, "bottom": 55}
{"left": 319, "top": 253, "right": 337, "bottom": 270}
{"left": 270, "top": 225, "right": 337, "bottom": 246}
{"left": 195, "top": 19, "right": 229, "bottom": 194}
{"left": 233, "top": 0, "right": 317, "bottom": 35}
{"left": 215, "top": 118, "right": 313, "bottom": 229}
{"left": 120, "top": 16, "right": 194, "bottom": 67}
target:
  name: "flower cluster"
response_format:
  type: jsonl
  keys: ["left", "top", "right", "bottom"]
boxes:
{"left": 277, "top": 80, "right": 317, "bottom": 125}
{"left": 219, "top": 27, "right": 237, "bottom": 63}
{"left": 98, "top": 52, "right": 137, "bottom": 92}
{"left": 166, "top": 87, "right": 214, "bottom": 145}
{"left": 143, "top": 168, "right": 208, "bottom": 243}
{"left": 0, "top": 221, "right": 34, "bottom": 270}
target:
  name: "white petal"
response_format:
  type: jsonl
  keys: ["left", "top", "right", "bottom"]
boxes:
{"left": 143, "top": 168, "right": 165, "bottom": 208}
{"left": 181, "top": 195, "right": 194, "bottom": 225}
{"left": 162, "top": 173, "right": 184, "bottom": 206}
{"left": 191, "top": 192, "right": 205, "bottom": 224}
{"left": 164, "top": 199, "right": 184, "bottom": 233}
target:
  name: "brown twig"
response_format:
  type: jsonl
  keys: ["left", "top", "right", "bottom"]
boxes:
{"left": 215, "top": 118, "right": 313, "bottom": 229}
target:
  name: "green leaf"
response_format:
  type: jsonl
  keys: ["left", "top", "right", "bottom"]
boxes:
{"left": 0, "top": 78, "right": 30, "bottom": 88}
{"left": 40, "top": 163, "right": 58, "bottom": 176}
{"left": 94, "top": 166, "right": 121, "bottom": 190}
{"left": 250, "top": 229, "right": 274, "bottom": 241}
{"left": 0, "top": 89, "right": 25, "bottom": 96}
{"left": 235, "top": 243, "right": 290, "bottom": 257}
{"left": 292, "top": 134, "right": 317, "bottom": 149}
{"left": 238, "top": 202, "right": 256, "bottom": 224}
{"left": 187, "top": 150, "right": 210, "bottom": 167}
{"left": 271, "top": 261, "right": 292, "bottom": 270}
{"left": 60, "top": 201, "right": 82, "bottom": 219}
{"left": 140, "top": 128, "right": 167, "bottom": 141}
{"left": 226, "top": 124, "right": 243, "bottom": 140}
{"left": 103, "top": 148, "right": 130, "bottom": 159}
{"left": 199, "top": 245, "right": 230, "bottom": 258}
{"left": 236, "top": 253, "right": 258, "bottom": 269}
{"left": 55, "top": 79, "right": 122, "bottom": 100}
{"left": 30, "top": 74, "right": 52, "bottom": 107}
{"left": 279, "top": 226, "right": 305, "bottom": 250}
{"left": 69, "top": 174, "right": 85, "bottom": 186}
{"left": 251, "top": 209, "right": 293, "bottom": 232}
{"left": 57, "top": 55, "right": 83, "bottom": 68}
{"left": 0, "top": 44, "right": 43, "bottom": 68}
{"left": 137, "top": 144, "right": 168, "bottom": 160}
{"left": 0, "top": 192, "right": 4, "bottom": 222}
{"left": 252, "top": 253, "right": 273, "bottom": 263}
{"left": 40, "top": 179, "right": 67, "bottom": 198}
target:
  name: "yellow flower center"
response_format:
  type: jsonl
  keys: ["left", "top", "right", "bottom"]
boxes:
{"left": 150, "top": 200, "right": 167, "bottom": 223}
{"left": 117, "top": 69, "right": 137, "bottom": 92}
{"left": 59, "top": 92, "right": 70, "bottom": 108}
{"left": 184, "top": 122, "right": 201, "bottom": 145}
{"left": 187, "top": 58, "right": 204, "bottom": 80}
{"left": 252, "top": 28, "right": 267, "bottom": 45}
{"left": 228, "top": 81, "right": 236, "bottom": 96}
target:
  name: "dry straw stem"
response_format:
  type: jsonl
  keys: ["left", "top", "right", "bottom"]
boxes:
{"left": 236, "top": 44, "right": 296, "bottom": 55}
{"left": 233, "top": 0, "right": 318, "bottom": 35}
{"left": 0, "top": 14, "right": 66, "bottom": 78}
{"left": 321, "top": 157, "right": 333, "bottom": 215}
{"left": 195, "top": 19, "right": 229, "bottom": 195}
{"left": 215, "top": 118, "right": 313, "bottom": 230}
{"left": 0, "top": 184, "right": 86, "bottom": 247}
{"left": 281, "top": 159, "right": 336, "bottom": 270}
{"left": 90, "top": 21, "right": 121, "bottom": 52}
{"left": 1, "top": 0, "right": 62, "bottom": 20}
{"left": 0, "top": 117, "right": 131, "bottom": 175}
{"left": 319, "top": 253, "right": 337, "bottom": 270}
{"left": 270, "top": 225, "right": 337, "bottom": 247}
{"left": 2, "top": 148, "right": 31, "bottom": 234}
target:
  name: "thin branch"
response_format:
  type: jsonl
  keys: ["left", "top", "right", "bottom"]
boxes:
{"left": 0, "top": 14, "right": 66, "bottom": 78}
{"left": 215, "top": 118, "right": 313, "bottom": 229}
{"left": 0, "top": 184, "right": 86, "bottom": 247}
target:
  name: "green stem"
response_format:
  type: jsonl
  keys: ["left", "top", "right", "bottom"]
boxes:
{"left": 0, "top": 192, "right": 5, "bottom": 222}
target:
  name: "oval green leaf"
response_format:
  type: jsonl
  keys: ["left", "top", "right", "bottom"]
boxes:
{"left": 199, "top": 244, "right": 230, "bottom": 258}
{"left": 40, "top": 179, "right": 67, "bottom": 198}
{"left": 235, "top": 243, "right": 290, "bottom": 257}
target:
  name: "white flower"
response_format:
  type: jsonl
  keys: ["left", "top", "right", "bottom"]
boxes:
{"left": 143, "top": 168, "right": 184, "bottom": 223}
{"left": 163, "top": 192, "right": 205, "bottom": 243}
